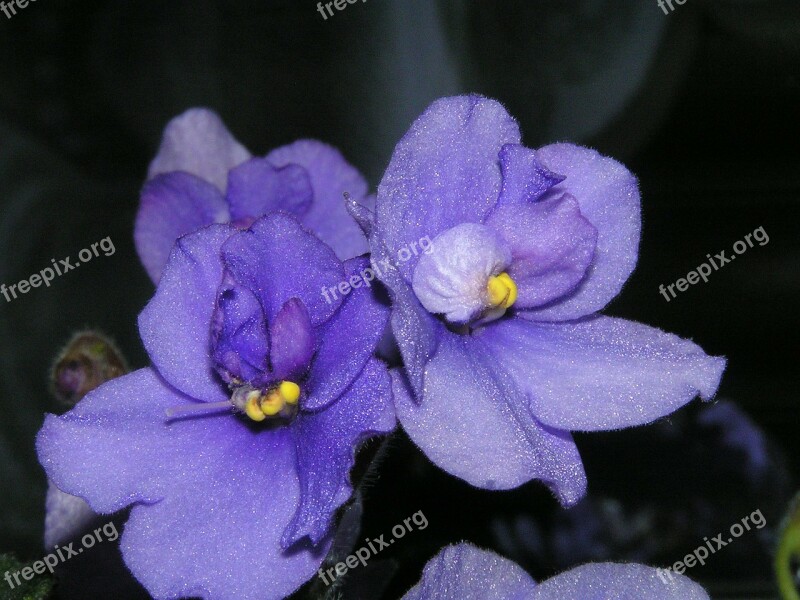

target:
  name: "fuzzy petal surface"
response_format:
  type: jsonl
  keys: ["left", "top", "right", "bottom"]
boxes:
{"left": 226, "top": 158, "right": 313, "bottom": 223}
{"left": 479, "top": 315, "right": 726, "bottom": 432}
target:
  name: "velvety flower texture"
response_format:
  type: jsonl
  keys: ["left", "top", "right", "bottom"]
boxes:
{"left": 402, "top": 543, "right": 709, "bottom": 600}
{"left": 367, "top": 95, "right": 726, "bottom": 503}
{"left": 37, "top": 214, "right": 395, "bottom": 600}
{"left": 136, "top": 108, "right": 371, "bottom": 283}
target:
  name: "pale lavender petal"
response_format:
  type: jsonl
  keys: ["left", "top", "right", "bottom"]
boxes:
{"left": 282, "top": 359, "right": 395, "bottom": 547}
{"left": 487, "top": 193, "right": 597, "bottom": 309}
{"left": 375, "top": 95, "right": 521, "bottom": 280}
{"left": 222, "top": 213, "right": 344, "bottom": 327}
{"left": 269, "top": 298, "right": 315, "bottom": 382}
{"left": 526, "top": 143, "right": 641, "bottom": 321}
{"left": 226, "top": 158, "right": 313, "bottom": 222}
{"left": 135, "top": 172, "right": 229, "bottom": 284}
{"left": 147, "top": 107, "right": 251, "bottom": 192}
{"left": 530, "top": 562, "right": 709, "bottom": 600}
{"left": 139, "top": 225, "right": 233, "bottom": 404}
{"left": 494, "top": 143, "right": 565, "bottom": 207}
{"left": 37, "top": 368, "right": 327, "bottom": 600}
{"left": 44, "top": 481, "right": 97, "bottom": 550}
{"left": 393, "top": 333, "right": 586, "bottom": 501}
{"left": 479, "top": 315, "right": 726, "bottom": 432}
{"left": 303, "top": 257, "right": 389, "bottom": 411}
{"left": 402, "top": 543, "right": 537, "bottom": 600}
{"left": 267, "top": 140, "right": 370, "bottom": 260}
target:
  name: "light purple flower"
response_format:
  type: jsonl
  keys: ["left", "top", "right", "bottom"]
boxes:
{"left": 402, "top": 543, "right": 709, "bottom": 600}
{"left": 365, "top": 95, "right": 725, "bottom": 503}
{"left": 37, "top": 214, "right": 395, "bottom": 600}
{"left": 136, "top": 108, "right": 371, "bottom": 283}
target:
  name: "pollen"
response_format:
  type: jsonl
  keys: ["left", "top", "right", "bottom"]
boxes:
{"left": 244, "top": 390, "right": 267, "bottom": 422}
{"left": 487, "top": 272, "right": 518, "bottom": 309}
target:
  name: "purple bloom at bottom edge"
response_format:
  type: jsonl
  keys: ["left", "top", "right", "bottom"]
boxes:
{"left": 36, "top": 213, "right": 395, "bottom": 600}
{"left": 369, "top": 95, "right": 726, "bottom": 503}
{"left": 401, "top": 543, "right": 709, "bottom": 600}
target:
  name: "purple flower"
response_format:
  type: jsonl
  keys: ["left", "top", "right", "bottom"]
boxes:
{"left": 37, "top": 214, "right": 395, "bottom": 600}
{"left": 136, "top": 108, "right": 371, "bottom": 283}
{"left": 402, "top": 543, "right": 709, "bottom": 600}
{"left": 366, "top": 95, "right": 725, "bottom": 503}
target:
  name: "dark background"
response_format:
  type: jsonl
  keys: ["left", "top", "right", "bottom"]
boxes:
{"left": 0, "top": 1, "right": 798, "bottom": 598}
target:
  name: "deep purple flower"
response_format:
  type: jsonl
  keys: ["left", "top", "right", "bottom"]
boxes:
{"left": 365, "top": 95, "right": 725, "bottom": 503}
{"left": 37, "top": 214, "right": 395, "bottom": 599}
{"left": 136, "top": 108, "right": 371, "bottom": 283}
{"left": 402, "top": 543, "right": 709, "bottom": 600}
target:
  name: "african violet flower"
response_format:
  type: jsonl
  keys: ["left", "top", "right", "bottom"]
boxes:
{"left": 402, "top": 543, "right": 709, "bottom": 600}
{"left": 361, "top": 95, "right": 725, "bottom": 504}
{"left": 37, "top": 213, "right": 395, "bottom": 599}
{"left": 136, "top": 108, "right": 370, "bottom": 282}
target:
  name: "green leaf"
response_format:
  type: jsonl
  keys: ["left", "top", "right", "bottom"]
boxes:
{"left": 0, "top": 553, "right": 55, "bottom": 600}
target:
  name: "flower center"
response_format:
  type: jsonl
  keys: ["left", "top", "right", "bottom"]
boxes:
{"left": 232, "top": 381, "right": 301, "bottom": 422}
{"left": 486, "top": 272, "right": 518, "bottom": 310}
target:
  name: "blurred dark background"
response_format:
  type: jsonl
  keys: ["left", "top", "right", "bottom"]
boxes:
{"left": 0, "top": 1, "right": 798, "bottom": 598}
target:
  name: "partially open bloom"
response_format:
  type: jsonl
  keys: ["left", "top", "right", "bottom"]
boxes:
{"left": 402, "top": 543, "right": 709, "bottom": 600}
{"left": 37, "top": 214, "right": 394, "bottom": 599}
{"left": 366, "top": 95, "right": 725, "bottom": 503}
{"left": 136, "top": 108, "right": 370, "bottom": 283}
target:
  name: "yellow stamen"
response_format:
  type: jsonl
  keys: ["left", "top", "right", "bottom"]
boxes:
{"left": 279, "top": 381, "right": 301, "bottom": 405}
{"left": 244, "top": 390, "right": 266, "bottom": 422}
{"left": 260, "top": 390, "right": 284, "bottom": 416}
{"left": 487, "top": 272, "right": 518, "bottom": 309}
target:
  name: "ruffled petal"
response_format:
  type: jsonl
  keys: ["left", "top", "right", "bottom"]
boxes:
{"left": 226, "top": 158, "right": 313, "bottom": 223}
{"left": 494, "top": 143, "right": 565, "bottom": 207}
{"left": 139, "top": 225, "right": 233, "bottom": 404}
{"left": 402, "top": 543, "right": 537, "bottom": 600}
{"left": 487, "top": 193, "right": 597, "bottom": 309}
{"left": 221, "top": 213, "right": 345, "bottom": 327}
{"left": 37, "top": 367, "right": 327, "bottom": 600}
{"left": 393, "top": 333, "right": 586, "bottom": 501}
{"left": 282, "top": 359, "right": 395, "bottom": 547}
{"left": 375, "top": 95, "right": 521, "bottom": 280}
{"left": 479, "top": 315, "right": 726, "bottom": 432}
{"left": 531, "top": 562, "right": 709, "bottom": 600}
{"left": 267, "top": 140, "right": 370, "bottom": 260}
{"left": 303, "top": 257, "right": 389, "bottom": 411}
{"left": 135, "top": 172, "right": 230, "bottom": 284}
{"left": 210, "top": 277, "right": 269, "bottom": 384}
{"left": 147, "top": 108, "right": 251, "bottom": 193}
{"left": 525, "top": 143, "right": 641, "bottom": 321}
{"left": 269, "top": 298, "right": 315, "bottom": 382}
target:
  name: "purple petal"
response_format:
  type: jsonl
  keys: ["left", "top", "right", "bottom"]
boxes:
{"left": 304, "top": 257, "right": 389, "bottom": 411}
{"left": 531, "top": 562, "right": 709, "bottom": 600}
{"left": 282, "top": 359, "right": 395, "bottom": 547}
{"left": 210, "top": 277, "right": 269, "bottom": 384}
{"left": 139, "top": 225, "right": 233, "bottom": 404}
{"left": 267, "top": 140, "right": 370, "bottom": 260}
{"left": 37, "top": 368, "right": 328, "bottom": 600}
{"left": 494, "top": 143, "right": 565, "bottom": 207}
{"left": 393, "top": 333, "right": 587, "bottom": 501}
{"left": 222, "top": 213, "right": 345, "bottom": 327}
{"left": 135, "top": 172, "right": 230, "bottom": 284}
{"left": 375, "top": 95, "right": 521, "bottom": 280}
{"left": 269, "top": 298, "right": 315, "bottom": 382}
{"left": 226, "top": 158, "right": 313, "bottom": 223}
{"left": 486, "top": 193, "right": 597, "bottom": 309}
{"left": 525, "top": 143, "right": 641, "bottom": 321}
{"left": 480, "top": 315, "right": 726, "bottom": 432}
{"left": 401, "top": 543, "right": 537, "bottom": 600}
{"left": 147, "top": 108, "right": 251, "bottom": 193}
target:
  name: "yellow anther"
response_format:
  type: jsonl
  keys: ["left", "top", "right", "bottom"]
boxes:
{"left": 487, "top": 272, "right": 518, "bottom": 309}
{"left": 244, "top": 391, "right": 266, "bottom": 422}
{"left": 279, "top": 381, "right": 301, "bottom": 405}
{"left": 260, "top": 390, "right": 284, "bottom": 416}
